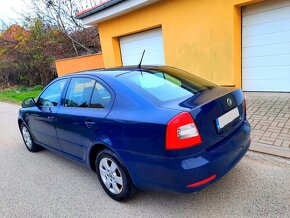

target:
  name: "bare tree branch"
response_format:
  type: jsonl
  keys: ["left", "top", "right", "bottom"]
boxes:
{"left": 21, "top": 0, "right": 100, "bottom": 54}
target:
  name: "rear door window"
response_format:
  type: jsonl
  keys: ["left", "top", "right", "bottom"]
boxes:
{"left": 90, "top": 82, "right": 112, "bottom": 109}
{"left": 64, "top": 78, "right": 95, "bottom": 108}
{"left": 64, "top": 77, "right": 112, "bottom": 109}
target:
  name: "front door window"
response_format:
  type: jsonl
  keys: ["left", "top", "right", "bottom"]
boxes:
{"left": 38, "top": 79, "right": 67, "bottom": 107}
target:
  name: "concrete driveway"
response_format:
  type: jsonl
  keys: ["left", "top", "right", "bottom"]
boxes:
{"left": 0, "top": 102, "right": 289, "bottom": 217}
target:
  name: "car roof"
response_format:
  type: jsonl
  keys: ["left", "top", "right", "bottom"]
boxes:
{"left": 61, "top": 65, "right": 162, "bottom": 78}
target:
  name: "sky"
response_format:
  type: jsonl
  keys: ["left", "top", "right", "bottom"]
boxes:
{"left": 0, "top": 0, "right": 31, "bottom": 24}
{"left": 0, "top": 0, "right": 96, "bottom": 26}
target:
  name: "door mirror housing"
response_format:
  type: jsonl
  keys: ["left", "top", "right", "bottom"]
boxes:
{"left": 22, "top": 97, "right": 36, "bottom": 108}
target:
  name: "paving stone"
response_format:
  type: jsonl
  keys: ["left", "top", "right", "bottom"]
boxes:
{"left": 278, "top": 134, "right": 290, "bottom": 141}
{"left": 244, "top": 93, "right": 290, "bottom": 150}
{"left": 252, "top": 115, "right": 264, "bottom": 119}
{"left": 262, "top": 132, "right": 272, "bottom": 137}
{"left": 261, "top": 126, "right": 268, "bottom": 131}
{"left": 270, "top": 132, "right": 279, "bottom": 139}
{"left": 267, "top": 128, "right": 282, "bottom": 133}
{"left": 277, "top": 113, "right": 285, "bottom": 117}
{"left": 252, "top": 135, "right": 261, "bottom": 142}
{"left": 270, "top": 121, "right": 278, "bottom": 127}
{"left": 281, "top": 140, "right": 290, "bottom": 148}
{"left": 274, "top": 117, "right": 287, "bottom": 122}
{"left": 260, "top": 116, "right": 268, "bottom": 120}
{"left": 261, "top": 137, "right": 276, "bottom": 142}
{"left": 267, "top": 117, "right": 275, "bottom": 121}
{"left": 258, "top": 121, "right": 272, "bottom": 125}
{"left": 252, "top": 130, "right": 264, "bottom": 136}
{"left": 258, "top": 140, "right": 274, "bottom": 145}
{"left": 281, "top": 128, "right": 289, "bottom": 134}
{"left": 252, "top": 119, "right": 260, "bottom": 124}
{"left": 266, "top": 113, "right": 278, "bottom": 116}
{"left": 274, "top": 139, "right": 283, "bottom": 146}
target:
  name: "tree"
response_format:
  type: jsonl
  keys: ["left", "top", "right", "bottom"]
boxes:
{"left": 26, "top": 0, "right": 101, "bottom": 55}
{"left": 0, "top": 19, "right": 74, "bottom": 86}
{"left": 0, "top": 1, "right": 101, "bottom": 88}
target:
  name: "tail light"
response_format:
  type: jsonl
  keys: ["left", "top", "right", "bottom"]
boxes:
{"left": 166, "top": 112, "right": 202, "bottom": 150}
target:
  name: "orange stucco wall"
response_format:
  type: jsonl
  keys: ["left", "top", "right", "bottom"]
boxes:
{"left": 97, "top": 0, "right": 264, "bottom": 87}
{"left": 55, "top": 53, "right": 104, "bottom": 77}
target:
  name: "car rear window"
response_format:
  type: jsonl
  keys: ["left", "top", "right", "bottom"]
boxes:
{"left": 117, "top": 66, "right": 216, "bottom": 103}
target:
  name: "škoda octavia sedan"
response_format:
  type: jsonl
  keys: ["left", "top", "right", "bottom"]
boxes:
{"left": 18, "top": 66, "right": 251, "bottom": 201}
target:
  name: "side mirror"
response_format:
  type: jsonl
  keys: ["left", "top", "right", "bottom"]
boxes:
{"left": 22, "top": 97, "right": 36, "bottom": 108}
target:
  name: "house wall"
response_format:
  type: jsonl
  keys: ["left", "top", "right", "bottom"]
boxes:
{"left": 55, "top": 53, "right": 104, "bottom": 76}
{"left": 97, "top": 0, "right": 263, "bottom": 87}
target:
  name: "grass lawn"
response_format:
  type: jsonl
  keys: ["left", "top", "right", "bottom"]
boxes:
{"left": 0, "top": 86, "right": 43, "bottom": 104}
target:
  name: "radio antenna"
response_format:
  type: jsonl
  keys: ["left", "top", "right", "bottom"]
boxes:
{"left": 138, "top": 50, "right": 145, "bottom": 69}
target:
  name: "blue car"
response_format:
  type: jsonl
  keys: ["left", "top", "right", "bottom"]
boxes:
{"left": 18, "top": 66, "right": 251, "bottom": 201}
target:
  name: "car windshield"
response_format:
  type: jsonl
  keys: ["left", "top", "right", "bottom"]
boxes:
{"left": 117, "top": 66, "right": 216, "bottom": 103}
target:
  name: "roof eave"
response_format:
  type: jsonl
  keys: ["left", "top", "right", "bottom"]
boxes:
{"left": 76, "top": 0, "right": 124, "bottom": 19}
{"left": 76, "top": 0, "right": 160, "bottom": 26}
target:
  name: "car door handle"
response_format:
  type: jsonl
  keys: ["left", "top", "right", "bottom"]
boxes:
{"left": 48, "top": 116, "right": 55, "bottom": 122}
{"left": 85, "top": 120, "right": 95, "bottom": 128}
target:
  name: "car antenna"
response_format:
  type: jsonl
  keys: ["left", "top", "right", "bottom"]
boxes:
{"left": 138, "top": 50, "right": 145, "bottom": 69}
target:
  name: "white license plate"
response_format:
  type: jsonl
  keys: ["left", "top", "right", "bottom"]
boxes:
{"left": 216, "top": 107, "right": 240, "bottom": 130}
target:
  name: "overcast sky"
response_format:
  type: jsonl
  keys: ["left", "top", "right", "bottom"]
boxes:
{"left": 0, "top": 0, "right": 31, "bottom": 24}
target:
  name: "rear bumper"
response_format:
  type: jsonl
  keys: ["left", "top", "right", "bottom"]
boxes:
{"left": 117, "top": 120, "right": 251, "bottom": 193}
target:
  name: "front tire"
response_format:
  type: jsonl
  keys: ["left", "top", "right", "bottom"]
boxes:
{"left": 20, "top": 123, "right": 42, "bottom": 152}
{"left": 95, "top": 149, "right": 135, "bottom": 201}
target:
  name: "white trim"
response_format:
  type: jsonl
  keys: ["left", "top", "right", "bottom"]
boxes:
{"left": 80, "top": 0, "right": 159, "bottom": 25}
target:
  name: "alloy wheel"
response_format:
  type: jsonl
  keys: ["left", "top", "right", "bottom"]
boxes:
{"left": 99, "top": 157, "right": 124, "bottom": 194}
{"left": 22, "top": 126, "right": 32, "bottom": 149}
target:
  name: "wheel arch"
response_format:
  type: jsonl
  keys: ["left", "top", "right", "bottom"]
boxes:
{"left": 88, "top": 143, "right": 136, "bottom": 187}
{"left": 18, "top": 118, "right": 24, "bottom": 129}
{"left": 89, "top": 143, "right": 108, "bottom": 172}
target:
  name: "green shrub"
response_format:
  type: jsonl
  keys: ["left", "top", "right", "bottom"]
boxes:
{"left": 0, "top": 86, "right": 43, "bottom": 104}
{"left": 33, "top": 85, "right": 44, "bottom": 91}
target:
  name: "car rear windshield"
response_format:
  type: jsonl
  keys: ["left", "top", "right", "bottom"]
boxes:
{"left": 117, "top": 66, "right": 216, "bottom": 103}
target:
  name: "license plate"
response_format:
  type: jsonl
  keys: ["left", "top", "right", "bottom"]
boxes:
{"left": 216, "top": 107, "right": 240, "bottom": 130}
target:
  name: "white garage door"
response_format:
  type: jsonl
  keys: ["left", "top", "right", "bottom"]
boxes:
{"left": 119, "top": 28, "right": 165, "bottom": 66}
{"left": 242, "top": 0, "right": 290, "bottom": 92}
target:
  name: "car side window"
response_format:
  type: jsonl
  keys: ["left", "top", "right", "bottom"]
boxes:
{"left": 38, "top": 79, "right": 67, "bottom": 107}
{"left": 90, "top": 82, "right": 112, "bottom": 109}
{"left": 65, "top": 78, "right": 95, "bottom": 108}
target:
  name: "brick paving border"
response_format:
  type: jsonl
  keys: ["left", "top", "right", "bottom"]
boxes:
{"left": 244, "top": 92, "right": 290, "bottom": 149}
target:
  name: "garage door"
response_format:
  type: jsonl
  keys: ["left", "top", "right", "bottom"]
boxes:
{"left": 119, "top": 28, "right": 165, "bottom": 66}
{"left": 242, "top": 0, "right": 290, "bottom": 92}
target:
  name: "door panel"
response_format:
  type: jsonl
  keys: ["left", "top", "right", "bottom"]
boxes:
{"left": 29, "top": 79, "right": 68, "bottom": 150}
{"left": 55, "top": 108, "right": 108, "bottom": 161}
{"left": 29, "top": 106, "right": 61, "bottom": 150}
{"left": 55, "top": 77, "right": 112, "bottom": 161}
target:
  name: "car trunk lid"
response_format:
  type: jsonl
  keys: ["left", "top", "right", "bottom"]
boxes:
{"left": 160, "top": 86, "right": 246, "bottom": 153}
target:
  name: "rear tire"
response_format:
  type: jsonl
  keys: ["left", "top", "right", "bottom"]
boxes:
{"left": 95, "top": 149, "right": 135, "bottom": 201}
{"left": 20, "top": 123, "right": 42, "bottom": 152}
